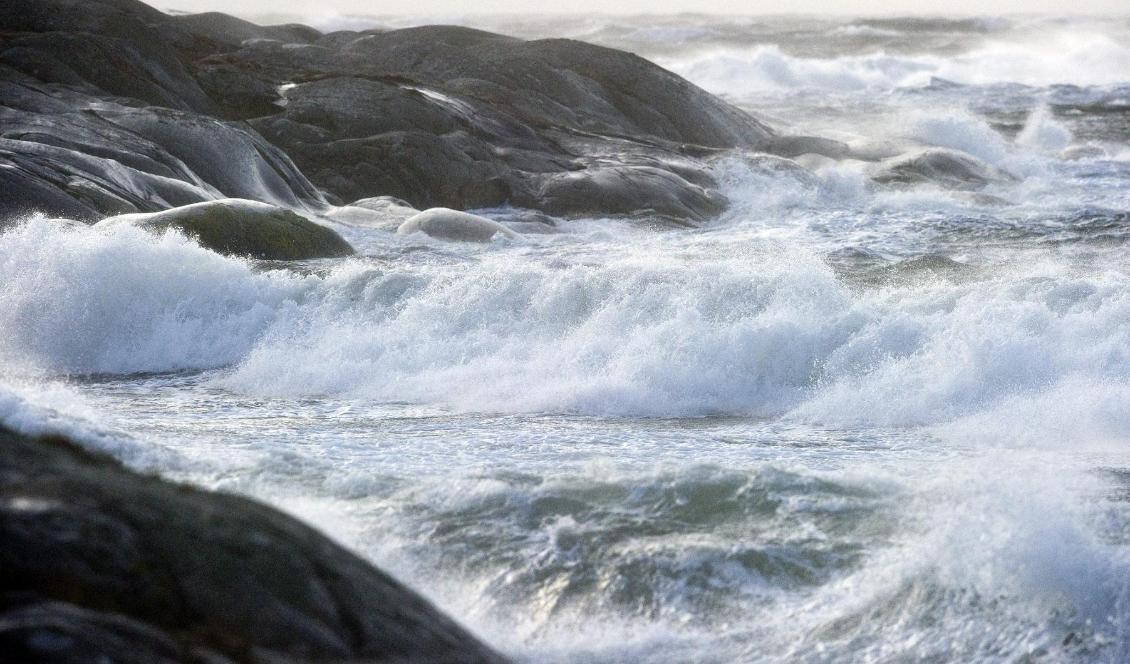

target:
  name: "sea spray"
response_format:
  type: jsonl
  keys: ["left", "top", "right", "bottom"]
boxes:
{"left": 0, "top": 217, "right": 309, "bottom": 374}
{"left": 1, "top": 11, "right": 1128, "bottom": 663}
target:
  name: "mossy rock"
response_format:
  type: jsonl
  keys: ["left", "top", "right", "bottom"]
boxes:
{"left": 98, "top": 199, "right": 354, "bottom": 260}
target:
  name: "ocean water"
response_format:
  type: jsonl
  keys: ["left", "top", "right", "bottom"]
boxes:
{"left": 4, "top": 13, "right": 1130, "bottom": 663}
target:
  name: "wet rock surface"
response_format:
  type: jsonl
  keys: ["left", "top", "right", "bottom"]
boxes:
{"left": 0, "top": 0, "right": 776, "bottom": 223}
{"left": 0, "top": 78, "right": 325, "bottom": 221}
{"left": 0, "top": 424, "right": 507, "bottom": 663}
{"left": 0, "top": 0, "right": 1001, "bottom": 230}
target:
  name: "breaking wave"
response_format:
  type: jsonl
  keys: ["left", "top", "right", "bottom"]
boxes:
{"left": 664, "top": 31, "right": 1130, "bottom": 95}
{"left": 2, "top": 210, "right": 1128, "bottom": 435}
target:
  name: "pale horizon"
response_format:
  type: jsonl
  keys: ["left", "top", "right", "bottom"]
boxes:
{"left": 148, "top": 0, "right": 1130, "bottom": 19}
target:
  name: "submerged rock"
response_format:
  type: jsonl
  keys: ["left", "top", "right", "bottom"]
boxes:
{"left": 398, "top": 208, "right": 519, "bottom": 242}
{"left": 325, "top": 196, "right": 420, "bottom": 231}
{"left": 827, "top": 249, "right": 974, "bottom": 287}
{"left": 766, "top": 135, "right": 852, "bottom": 159}
{"left": 1059, "top": 144, "right": 1107, "bottom": 161}
{"left": 719, "top": 152, "right": 820, "bottom": 186}
{"left": 0, "top": 424, "right": 507, "bottom": 663}
{"left": 528, "top": 165, "right": 727, "bottom": 223}
{"left": 98, "top": 199, "right": 354, "bottom": 260}
{"left": 870, "top": 148, "right": 1012, "bottom": 190}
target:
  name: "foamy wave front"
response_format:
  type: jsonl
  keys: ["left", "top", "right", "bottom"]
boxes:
{"left": 0, "top": 218, "right": 311, "bottom": 375}
{"left": 3, "top": 206, "right": 1128, "bottom": 435}
{"left": 664, "top": 31, "right": 1130, "bottom": 95}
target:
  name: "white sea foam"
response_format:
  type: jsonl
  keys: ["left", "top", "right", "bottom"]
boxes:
{"left": 904, "top": 109, "right": 1011, "bottom": 165}
{"left": 664, "top": 30, "right": 1130, "bottom": 95}
{"left": 2, "top": 13, "right": 1129, "bottom": 664}
{"left": 1018, "top": 104, "right": 1074, "bottom": 153}
{"left": 221, "top": 244, "right": 850, "bottom": 416}
{"left": 667, "top": 45, "right": 932, "bottom": 94}
{"left": 3, "top": 204, "right": 1128, "bottom": 438}
{"left": 0, "top": 217, "right": 310, "bottom": 375}
{"left": 770, "top": 454, "right": 1130, "bottom": 662}
{"left": 827, "top": 24, "right": 902, "bottom": 38}
{"left": 0, "top": 379, "right": 177, "bottom": 469}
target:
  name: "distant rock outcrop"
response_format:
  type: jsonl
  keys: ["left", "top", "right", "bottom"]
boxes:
{"left": 0, "top": 423, "right": 507, "bottom": 663}
{"left": 0, "top": 0, "right": 999, "bottom": 228}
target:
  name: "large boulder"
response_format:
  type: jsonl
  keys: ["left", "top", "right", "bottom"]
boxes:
{"left": 0, "top": 424, "right": 507, "bottom": 663}
{"left": 397, "top": 208, "right": 519, "bottom": 243}
{"left": 98, "top": 199, "right": 354, "bottom": 260}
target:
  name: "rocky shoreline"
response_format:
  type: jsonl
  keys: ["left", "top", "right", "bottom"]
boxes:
{"left": 1, "top": 0, "right": 776, "bottom": 225}
{"left": 0, "top": 0, "right": 1011, "bottom": 242}
{"left": 0, "top": 4, "right": 1030, "bottom": 660}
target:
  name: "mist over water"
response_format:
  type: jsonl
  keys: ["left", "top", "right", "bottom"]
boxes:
{"left": 4, "top": 12, "right": 1130, "bottom": 663}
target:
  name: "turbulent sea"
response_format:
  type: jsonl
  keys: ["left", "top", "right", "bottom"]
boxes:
{"left": 4, "top": 13, "right": 1130, "bottom": 663}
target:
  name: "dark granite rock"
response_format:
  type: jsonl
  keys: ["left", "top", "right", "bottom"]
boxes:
{"left": 0, "top": 0, "right": 214, "bottom": 113}
{"left": 0, "top": 76, "right": 326, "bottom": 219}
{"left": 766, "top": 135, "right": 852, "bottom": 160}
{"left": 0, "top": 161, "right": 101, "bottom": 222}
{"left": 0, "top": 0, "right": 779, "bottom": 223}
{"left": 345, "top": 26, "right": 773, "bottom": 149}
{"left": 226, "top": 26, "right": 773, "bottom": 218}
{"left": 172, "top": 12, "right": 322, "bottom": 51}
{"left": 0, "top": 424, "right": 507, "bottom": 663}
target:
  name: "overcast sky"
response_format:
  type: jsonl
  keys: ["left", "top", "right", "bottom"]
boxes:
{"left": 153, "top": 0, "right": 1130, "bottom": 18}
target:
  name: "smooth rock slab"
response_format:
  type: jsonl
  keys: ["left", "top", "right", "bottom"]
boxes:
{"left": 99, "top": 199, "right": 354, "bottom": 260}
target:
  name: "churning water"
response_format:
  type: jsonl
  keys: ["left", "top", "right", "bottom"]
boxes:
{"left": 3, "top": 13, "right": 1130, "bottom": 663}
